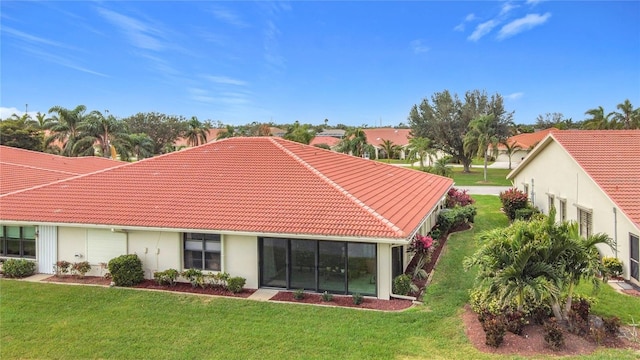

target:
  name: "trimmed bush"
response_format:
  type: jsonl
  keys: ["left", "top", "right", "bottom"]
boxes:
{"left": 72, "top": 261, "right": 92, "bottom": 278}
{"left": 153, "top": 269, "right": 179, "bottom": 286}
{"left": 446, "top": 188, "right": 475, "bottom": 208}
{"left": 602, "top": 257, "right": 623, "bottom": 279}
{"left": 352, "top": 293, "right": 364, "bottom": 305}
{"left": 181, "top": 268, "right": 203, "bottom": 288}
{"left": 514, "top": 206, "right": 538, "bottom": 221}
{"left": 499, "top": 188, "right": 529, "bottom": 221}
{"left": 2, "top": 258, "right": 36, "bottom": 278}
{"left": 54, "top": 260, "right": 71, "bottom": 276}
{"left": 108, "top": 254, "right": 144, "bottom": 286}
{"left": 392, "top": 274, "right": 413, "bottom": 296}
{"left": 227, "top": 276, "right": 246, "bottom": 293}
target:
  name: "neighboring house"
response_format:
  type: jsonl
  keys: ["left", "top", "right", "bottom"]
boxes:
{"left": 308, "top": 136, "right": 341, "bottom": 149}
{"left": 507, "top": 130, "right": 640, "bottom": 285}
{"left": 0, "top": 138, "right": 453, "bottom": 299}
{"left": 494, "top": 128, "right": 559, "bottom": 165}
{"left": 363, "top": 128, "right": 412, "bottom": 160}
{"left": 315, "top": 129, "right": 346, "bottom": 139}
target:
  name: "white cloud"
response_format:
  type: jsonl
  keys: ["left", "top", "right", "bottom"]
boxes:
{"left": 97, "top": 8, "right": 165, "bottom": 51}
{"left": 2, "top": 27, "right": 70, "bottom": 48}
{"left": 0, "top": 107, "right": 40, "bottom": 120}
{"left": 526, "top": 0, "right": 545, "bottom": 5}
{"left": 204, "top": 75, "right": 248, "bottom": 86}
{"left": 210, "top": 7, "right": 249, "bottom": 28}
{"left": 498, "top": 13, "right": 551, "bottom": 40}
{"left": 465, "top": 13, "right": 477, "bottom": 22}
{"left": 21, "top": 46, "right": 108, "bottom": 77}
{"left": 506, "top": 92, "right": 524, "bottom": 100}
{"left": 468, "top": 20, "right": 499, "bottom": 41}
{"left": 500, "top": 2, "right": 519, "bottom": 16}
{"left": 410, "top": 39, "right": 429, "bottom": 54}
{"left": 454, "top": 13, "right": 476, "bottom": 32}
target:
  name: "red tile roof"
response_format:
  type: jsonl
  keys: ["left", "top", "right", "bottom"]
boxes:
{"left": 552, "top": 130, "right": 640, "bottom": 228}
{"left": 497, "top": 128, "right": 559, "bottom": 150}
{"left": 0, "top": 138, "right": 453, "bottom": 240}
{"left": 309, "top": 136, "right": 342, "bottom": 147}
{"left": 0, "top": 146, "right": 123, "bottom": 195}
{"left": 363, "top": 128, "right": 412, "bottom": 147}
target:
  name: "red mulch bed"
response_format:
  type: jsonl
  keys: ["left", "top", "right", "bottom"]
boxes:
{"left": 270, "top": 291, "right": 413, "bottom": 311}
{"left": 42, "top": 276, "right": 255, "bottom": 298}
{"left": 462, "top": 304, "right": 640, "bottom": 356}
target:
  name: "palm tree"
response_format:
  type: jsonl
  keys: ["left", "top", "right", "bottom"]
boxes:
{"left": 379, "top": 139, "right": 401, "bottom": 162}
{"left": 430, "top": 156, "right": 452, "bottom": 177}
{"left": 77, "top": 110, "right": 131, "bottom": 158}
{"left": 501, "top": 140, "right": 522, "bottom": 170}
{"left": 184, "top": 116, "right": 211, "bottom": 146}
{"left": 464, "top": 115, "right": 501, "bottom": 182}
{"left": 128, "top": 133, "right": 155, "bottom": 160}
{"left": 611, "top": 99, "right": 639, "bottom": 130}
{"left": 336, "top": 128, "right": 368, "bottom": 157}
{"left": 217, "top": 125, "right": 237, "bottom": 140}
{"left": 47, "top": 105, "right": 88, "bottom": 156}
{"left": 407, "top": 137, "right": 435, "bottom": 169}
{"left": 582, "top": 106, "right": 618, "bottom": 130}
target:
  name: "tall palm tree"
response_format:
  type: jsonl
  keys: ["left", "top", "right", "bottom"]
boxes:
{"left": 336, "top": 128, "right": 368, "bottom": 157}
{"left": 582, "top": 106, "right": 618, "bottom": 130}
{"left": 76, "top": 110, "right": 131, "bottom": 158}
{"left": 184, "top": 116, "right": 211, "bottom": 146}
{"left": 47, "top": 105, "right": 87, "bottom": 156}
{"left": 407, "top": 137, "right": 435, "bottom": 169}
{"left": 611, "top": 99, "right": 638, "bottom": 130}
{"left": 464, "top": 115, "right": 501, "bottom": 182}
{"left": 128, "top": 133, "right": 155, "bottom": 160}
{"left": 379, "top": 139, "right": 401, "bottom": 162}
{"left": 501, "top": 140, "right": 522, "bottom": 170}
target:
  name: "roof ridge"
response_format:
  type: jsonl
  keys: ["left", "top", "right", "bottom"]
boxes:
{"left": 269, "top": 138, "right": 405, "bottom": 237}
{"left": 0, "top": 161, "right": 79, "bottom": 176}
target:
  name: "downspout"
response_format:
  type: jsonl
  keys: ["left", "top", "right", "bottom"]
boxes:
{"left": 613, "top": 208, "right": 618, "bottom": 257}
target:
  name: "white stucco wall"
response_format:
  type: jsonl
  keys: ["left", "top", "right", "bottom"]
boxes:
{"left": 378, "top": 243, "right": 391, "bottom": 300}
{"left": 223, "top": 234, "right": 258, "bottom": 289}
{"left": 127, "top": 231, "right": 181, "bottom": 279}
{"left": 511, "top": 140, "right": 639, "bottom": 284}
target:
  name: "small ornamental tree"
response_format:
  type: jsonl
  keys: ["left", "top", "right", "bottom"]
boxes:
{"left": 446, "top": 187, "right": 475, "bottom": 208}
{"left": 499, "top": 188, "right": 529, "bottom": 221}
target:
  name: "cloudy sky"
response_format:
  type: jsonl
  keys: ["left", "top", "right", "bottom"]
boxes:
{"left": 1, "top": 1, "right": 638, "bottom": 126}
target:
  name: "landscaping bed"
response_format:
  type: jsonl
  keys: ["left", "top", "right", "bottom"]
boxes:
{"left": 270, "top": 291, "right": 413, "bottom": 311}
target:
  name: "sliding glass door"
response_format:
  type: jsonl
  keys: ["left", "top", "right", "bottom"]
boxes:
{"left": 290, "top": 240, "right": 317, "bottom": 290}
{"left": 260, "top": 238, "right": 287, "bottom": 287}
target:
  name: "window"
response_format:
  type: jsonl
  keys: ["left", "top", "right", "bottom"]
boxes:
{"left": 548, "top": 195, "right": 555, "bottom": 215}
{"left": 183, "top": 233, "right": 221, "bottom": 271}
{"left": 0, "top": 225, "right": 36, "bottom": 258}
{"left": 559, "top": 200, "right": 567, "bottom": 221}
{"left": 578, "top": 208, "right": 592, "bottom": 238}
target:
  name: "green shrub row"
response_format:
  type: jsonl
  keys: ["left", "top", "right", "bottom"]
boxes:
{"left": 154, "top": 268, "right": 246, "bottom": 293}
{"left": 2, "top": 258, "right": 36, "bottom": 278}
{"left": 434, "top": 205, "right": 477, "bottom": 236}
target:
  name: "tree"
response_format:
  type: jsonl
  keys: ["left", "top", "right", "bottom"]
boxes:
{"left": 123, "top": 112, "right": 186, "bottom": 155}
{"left": 47, "top": 105, "right": 88, "bottom": 156}
{"left": 184, "top": 116, "right": 211, "bottom": 146}
{"left": 0, "top": 118, "right": 42, "bottom": 151}
{"left": 283, "top": 121, "right": 315, "bottom": 144}
{"left": 430, "top": 157, "right": 452, "bottom": 177}
{"left": 611, "top": 99, "right": 639, "bottom": 130}
{"left": 379, "top": 139, "right": 401, "bottom": 162}
{"left": 76, "top": 111, "right": 131, "bottom": 158}
{"left": 216, "top": 125, "right": 237, "bottom": 140}
{"left": 500, "top": 140, "right": 522, "bottom": 170}
{"left": 409, "top": 90, "right": 513, "bottom": 173}
{"left": 406, "top": 137, "right": 434, "bottom": 169}
{"left": 582, "top": 106, "right": 618, "bottom": 130}
{"left": 128, "top": 133, "right": 155, "bottom": 160}
{"left": 464, "top": 115, "right": 506, "bottom": 182}
{"left": 336, "top": 128, "right": 369, "bottom": 157}
{"left": 535, "top": 113, "right": 575, "bottom": 130}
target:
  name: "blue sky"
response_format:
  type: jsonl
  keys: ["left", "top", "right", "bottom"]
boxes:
{"left": 1, "top": 1, "right": 638, "bottom": 126}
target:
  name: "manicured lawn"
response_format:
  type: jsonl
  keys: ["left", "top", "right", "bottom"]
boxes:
{"left": 2, "top": 196, "right": 638, "bottom": 359}
{"left": 449, "top": 167, "right": 511, "bottom": 186}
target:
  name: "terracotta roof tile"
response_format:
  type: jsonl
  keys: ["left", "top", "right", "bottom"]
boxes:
{"left": 363, "top": 128, "right": 412, "bottom": 147}
{"left": 0, "top": 138, "right": 452, "bottom": 239}
{"left": 496, "top": 128, "right": 559, "bottom": 150}
{"left": 552, "top": 130, "right": 640, "bottom": 228}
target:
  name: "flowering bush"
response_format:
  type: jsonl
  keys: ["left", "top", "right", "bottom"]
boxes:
{"left": 499, "top": 188, "right": 529, "bottom": 221}
{"left": 409, "top": 234, "right": 435, "bottom": 255}
{"left": 446, "top": 188, "right": 475, "bottom": 208}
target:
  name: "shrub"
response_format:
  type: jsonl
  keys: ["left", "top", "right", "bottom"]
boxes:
{"left": 153, "top": 269, "right": 179, "bottom": 286}
{"left": 108, "top": 254, "right": 144, "bottom": 286}
{"left": 429, "top": 228, "right": 442, "bottom": 241}
{"left": 293, "top": 289, "right": 305, "bottom": 300}
{"left": 571, "top": 297, "right": 591, "bottom": 321}
{"left": 227, "top": 276, "right": 246, "bottom": 293}
{"left": 321, "top": 291, "right": 333, "bottom": 302}
{"left": 54, "top": 260, "right": 71, "bottom": 276}
{"left": 182, "top": 268, "right": 204, "bottom": 288}
{"left": 567, "top": 310, "right": 589, "bottom": 336}
{"left": 499, "top": 188, "right": 529, "bottom": 221}
{"left": 408, "top": 234, "right": 435, "bottom": 257}
{"left": 393, "top": 274, "right": 413, "bottom": 296}
{"left": 208, "top": 272, "right": 230, "bottom": 289}
{"left": 602, "top": 316, "right": 621, "bottom": 337}
{"left": 2, "top": 259, "right": 36, "bottom": 278}
{"left": 352, "top": 293, "right": 364, "bottom": 305}
{"left": 602, "top": 257, "right": 623, "bottom": 279}
{"left": 504, "top": 308, "right": 527, "bottom": 335}
{"left": 446, "top": 188, "right": 475, "bottom": 208}
{"left": 514, "top": 206, "right": 539, "bottom": 221}
{"left": 483, "top": 316, "right": 507, "bottom": 348}
{"left": 410, "top": 254, "right": 429, "bottom": 280}
{"left": 532, "top": 306, "right": 552, "bottom": 325}
{"left": 543, "top": 319, "right": 565, "bottom": 350}
{"left": 71, "top": 261, "right": 92, "bottom": 278}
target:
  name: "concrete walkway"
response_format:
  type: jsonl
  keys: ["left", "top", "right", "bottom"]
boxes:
{"left": 247, "top": 288, "right": 279, "bottom": 301}
{"left": 457, "top": 186, "right": 511, "bottom": 196}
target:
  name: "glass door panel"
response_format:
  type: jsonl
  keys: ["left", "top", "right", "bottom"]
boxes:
{"left": 319, "top": 242, "right": 346, "bottom": 293}
{"left": 631, "top": 234, "right": 639, "bottom": 282}
{"left": 290, "top": 240, "right": 317, "bottom": 290}
{"left": 260, "top": 238, "right": 287, "bottom": 287}
{"left": 347, "top": 243, "right": 376, "bottom": 296}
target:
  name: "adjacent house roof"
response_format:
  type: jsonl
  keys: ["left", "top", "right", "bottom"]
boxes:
{"left": 0, "top": 145, "right": 123, "bottom": 195}
{"left": 0, "top": 138, "right": 453, "bottom": 240}
{"left": 363, "top": 128, "right": 411, "bottom": 147}
{"left": 508, "top": 130, "right": 640, "bottom": 227}
{"left": 497, "top": 128, "right": 559, "bottom": 151}
{"left": 315, "top": 129, "right": 346, "bottom": 138}
{"left": 309, "top": 136, "right": 341, "bottom": 148}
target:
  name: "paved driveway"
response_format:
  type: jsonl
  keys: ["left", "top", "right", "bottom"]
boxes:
{"left": 457, "top": 186, "right": 511, "bottom": 196}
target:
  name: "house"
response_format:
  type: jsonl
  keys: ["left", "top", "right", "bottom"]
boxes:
{"left": 507, "top": 130, "right": 640, "bottom": 285}
{"left": 308, "top": 136, "right": 341, "bottom": 149}
{"left": 495, "top": 128, "right": 559, "bottom": 166}
{"left": 0, "top": 138, "right": 453, "bottom": 299}
{"left": 363, "top": 128, "right": 412, "bottom": 160}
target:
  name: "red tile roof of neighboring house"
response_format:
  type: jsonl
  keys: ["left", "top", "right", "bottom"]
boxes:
{"left": 509, "top": 130, "right": 640, "bottom": 228}
{"left": 497, "top": 128, "right": 559, "bottom": 150}
{"left": 0, "top": 145, "right": 123, "bottom": 194}
{"left": 309, "top": 136, "right": 341, "bottom": 147}
{"left": 363, "top": 128, "right": 412, "bottom": 147}
{"left": 0, "top": 138, "right": 453, "bottom": 240}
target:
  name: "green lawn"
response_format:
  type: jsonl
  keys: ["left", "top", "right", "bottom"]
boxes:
{"left": 375, "top": 158, "right": 410, "bottom": 164}
{"left": 449, "top": 167, "right": 512, "bottom": 186}
{"left": 2, "top": 196, "right": 638, "bottom": 359}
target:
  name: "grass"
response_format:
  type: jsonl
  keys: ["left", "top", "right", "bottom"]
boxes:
{"left": 448, "top": 167, "right": 511, "bottom": 186}
{"left": 374, "top": 158, "right": 410, "bottom": 164}
{"left": 2, "top": 196, "right": 638, "bottom": 359}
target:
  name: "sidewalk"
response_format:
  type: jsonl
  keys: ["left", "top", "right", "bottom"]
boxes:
{"left": 457, "top": 186, "right": 510, "bottom": 196}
